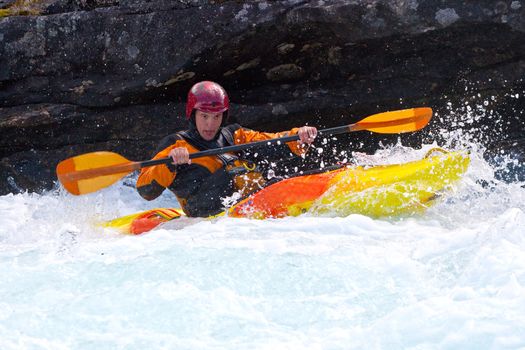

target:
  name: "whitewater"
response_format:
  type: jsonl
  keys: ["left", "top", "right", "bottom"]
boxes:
{"left": 1, "top": 137, "right": 524, "bottom": 349}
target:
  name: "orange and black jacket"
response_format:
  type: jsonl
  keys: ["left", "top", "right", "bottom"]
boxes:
{"left": 136, "top": 123, "right": 307, "bottom": 217}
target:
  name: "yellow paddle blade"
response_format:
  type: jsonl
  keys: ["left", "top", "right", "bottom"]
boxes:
{"left": 56, "top": 151, "right": 139, "bottom": 195}
{"left": 354, "top": 107, "right": 432, "bottom": 133}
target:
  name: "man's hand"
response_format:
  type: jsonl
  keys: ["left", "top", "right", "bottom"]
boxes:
{"left": 297, "top": 126, "right": 318, "bottom": 145}
{"left": 169, "top": 147, "right": 191, "bottom": 165}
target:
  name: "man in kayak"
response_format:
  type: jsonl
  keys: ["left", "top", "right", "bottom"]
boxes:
{"left": 136, "top": 81, "right": 317, "bottom": 217}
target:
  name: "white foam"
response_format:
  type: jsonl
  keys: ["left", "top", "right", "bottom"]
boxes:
{"left": 0, "top": 143, "right": 524, "bottom": 348}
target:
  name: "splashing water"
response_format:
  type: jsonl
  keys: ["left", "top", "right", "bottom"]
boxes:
{"left": 0, "top": 134, "right": 524, "bottom": 348}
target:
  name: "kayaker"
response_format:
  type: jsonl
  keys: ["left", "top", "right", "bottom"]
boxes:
{"left": 136, "top": 81, "right": 317, "bottom": 217}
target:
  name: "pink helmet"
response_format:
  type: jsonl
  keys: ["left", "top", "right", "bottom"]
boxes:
{"left": 186, "top": 81, "right": 229, "bottom": 119}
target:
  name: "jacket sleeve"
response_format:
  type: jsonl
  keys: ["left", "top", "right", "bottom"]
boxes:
{"left": 136, "top": 140, "right": 184, "bottom": 200}
{"left": 232, "top": 127, "right": 307, "bottom": 156}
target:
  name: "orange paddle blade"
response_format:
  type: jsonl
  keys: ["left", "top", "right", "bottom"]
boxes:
{"left": 56, "top": 151, "right": 139, "bottom": 195}
{"left": 352, "top": 107, "right": 432, "bottom": 133}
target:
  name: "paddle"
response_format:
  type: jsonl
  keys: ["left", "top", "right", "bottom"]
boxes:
{"left": 56, "top": 107, "right": 432, "bottom": 195}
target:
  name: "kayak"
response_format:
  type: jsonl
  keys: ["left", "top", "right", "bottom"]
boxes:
{"left": 103, "top": 149, "right": 469, "bottom": 234}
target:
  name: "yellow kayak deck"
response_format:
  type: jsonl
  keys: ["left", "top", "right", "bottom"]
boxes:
{"left": 104, "top": 149, "right": 470, "bottom": 234}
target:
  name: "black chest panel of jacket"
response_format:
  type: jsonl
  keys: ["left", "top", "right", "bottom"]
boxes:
{"left": 170, "top": 164, "right": 235, "bottom": 217}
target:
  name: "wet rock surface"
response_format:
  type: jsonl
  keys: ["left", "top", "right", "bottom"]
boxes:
{"left": 1, "top": 0, "right": 525, "bottom": 194}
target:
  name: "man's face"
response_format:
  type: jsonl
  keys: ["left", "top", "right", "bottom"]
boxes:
{"left": 195, "top": 110, "right": 223, "bottom": 141}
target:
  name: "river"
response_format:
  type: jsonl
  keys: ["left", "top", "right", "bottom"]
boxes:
{"left": 0, "top": 141, "right": 524, "bottom": 349}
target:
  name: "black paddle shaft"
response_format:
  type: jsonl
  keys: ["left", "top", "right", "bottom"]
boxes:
{"left": 138, "top": 125, "right": 351, "bottom": 169}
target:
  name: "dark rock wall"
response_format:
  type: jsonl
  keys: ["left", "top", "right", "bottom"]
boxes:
{"left": 1, "top": 0, "right": 525, "bottom": 194}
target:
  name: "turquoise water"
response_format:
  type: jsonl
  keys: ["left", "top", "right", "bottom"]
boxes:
{"left": 1, "top": 145, "right": 524, "bottom": 349}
